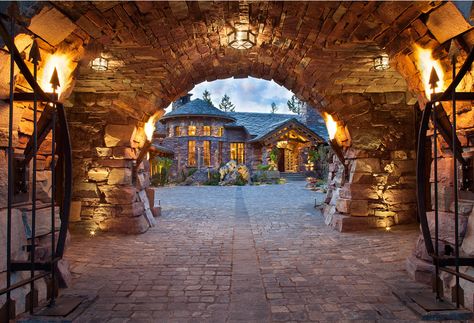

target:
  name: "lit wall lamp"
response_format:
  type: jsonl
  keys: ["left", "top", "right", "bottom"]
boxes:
{"left": 228, "top": 29, "right": 256, "bottom": 50}
{"left": 374, "top": 54, "right": 390, "bottom": 71}
{"left": 90, "top": 56, "right": 108, "bottom": 71}
{"left": 325, "top": 114, "right": 349, "bottom": 181}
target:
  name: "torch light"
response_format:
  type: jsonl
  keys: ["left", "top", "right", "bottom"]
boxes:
{"left": 325, "top": 114, "right": 345, "bottom": 165}
{"left": 135, "top": 116, "right": 156, "bottom": 168}
{"left": 325, "top": 114, "right": 349, "bottom": 181}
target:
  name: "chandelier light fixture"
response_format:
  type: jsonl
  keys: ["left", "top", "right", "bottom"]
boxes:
{"left": 373, "top": 54, "right": 390, "bottom": 71}
{"left": 90, "top": 56, "right": 108, "bottom": 71}
{"left": 228, "top": 29, "right": 256, "bottom": 50}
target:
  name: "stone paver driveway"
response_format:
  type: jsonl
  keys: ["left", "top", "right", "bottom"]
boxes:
{"left": 65, "top": 182, "right": 428, "bottom": 322}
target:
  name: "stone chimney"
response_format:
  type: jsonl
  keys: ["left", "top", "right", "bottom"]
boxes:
{"left": 172, "top": 93, "right": 193, "bottom": 111}
{"left": 301, "top": 104, "right": 323, "bottom": 128}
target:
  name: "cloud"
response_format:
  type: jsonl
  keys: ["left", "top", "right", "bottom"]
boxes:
{"left": 165, "top": 77, "right": 297, "bottom": 114}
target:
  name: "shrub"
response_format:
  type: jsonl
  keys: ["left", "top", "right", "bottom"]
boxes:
{"left": 204, "top": 171, "right": 220, "bottom": 186}
{"left": 256, "top": 164, "right": 271, "bottom": 171}
{"left": 187, "top": 168, "right": 198, "bottom": 177}
{"left": 150, "top": 156, "right": 173, "bottom": 186}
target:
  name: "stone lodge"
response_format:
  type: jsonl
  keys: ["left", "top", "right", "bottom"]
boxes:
{"left": 155, "top": 94, "right": 328, "bottom": 180}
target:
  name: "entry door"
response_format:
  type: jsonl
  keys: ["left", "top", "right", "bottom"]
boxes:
{"left": 284, "top": 149, "right": 293, "bottom": 172}
{"left": 278, "top": 148, "right": 285, "bottom": 172}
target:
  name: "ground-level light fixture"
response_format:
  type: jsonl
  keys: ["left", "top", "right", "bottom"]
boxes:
{"left": 228, "top": 29, "right": 256, "bottom": 50}
{"left": 374, "top": 54, "right": 390, "bottom": 71}
{"left": 90, "top": 56, "right": 108, "bottom": 71}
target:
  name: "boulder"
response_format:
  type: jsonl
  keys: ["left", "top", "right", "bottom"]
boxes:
{"left": 183, "top": 169, "right": 213, "bottom": 185}
{"left": 219, "top": 162, "right": 250, "bottom": 186}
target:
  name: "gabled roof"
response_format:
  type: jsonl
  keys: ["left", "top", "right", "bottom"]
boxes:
{"left": 160, "top": 99, "right": 235, "bottom": 122}
{"left": 226, "top": 112, "right": 328, "bottom": 141}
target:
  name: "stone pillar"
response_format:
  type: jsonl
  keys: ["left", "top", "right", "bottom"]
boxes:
{"left": 68, "top": 92, "right": 158, "bottom": 234}
{"left": 321, "top": 92, "right": 417, "bottom": 231}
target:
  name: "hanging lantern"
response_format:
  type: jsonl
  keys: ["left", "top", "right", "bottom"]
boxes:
{"left": 90, "top": 56, "right": 108, "bottom": 71}
{"left": 228, "top": 29, "right": 256, "bottom": 50}
{"left": 374, "top": 54, "right": 390, "bottom": 71}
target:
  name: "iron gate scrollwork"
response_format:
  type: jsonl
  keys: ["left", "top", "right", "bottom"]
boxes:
{"left": 416, "top": 42, "right": 474, "bottom": 309}
{"left": 0, "top": 6, "right": 72, "bottom": 320}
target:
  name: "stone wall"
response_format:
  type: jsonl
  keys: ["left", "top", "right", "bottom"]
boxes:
{"left": 68, "top": 92, "right": 158, "bottom": 234}
{"left": 321, "top": 92, "right": 417, "bottom": 231}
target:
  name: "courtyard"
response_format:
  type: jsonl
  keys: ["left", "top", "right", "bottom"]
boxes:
{"left": 63, "top": 182, "right": 425, "bottom": 322}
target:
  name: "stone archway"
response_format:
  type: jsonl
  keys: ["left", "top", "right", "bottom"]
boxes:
{"left": 1, "top": 1, "right": 473, "bottom": 235}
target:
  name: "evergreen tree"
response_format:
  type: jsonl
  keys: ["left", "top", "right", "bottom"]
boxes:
{"left": 270, "top": 102, "right": 278, "bottom": 114}
{"left": 287, "top": 95, "right": 306, "bottom": 115}
{"left": 202, "top": 89, "right": 213, "bottom": 105}
{"left": 219, "top": 94, "right": 236, "bottom": 112}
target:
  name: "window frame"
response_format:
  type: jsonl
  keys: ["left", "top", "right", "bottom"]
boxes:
{"left": 203, "top": 126, "right": 211, "bottom": 136}
{"left": 203, "top": 140, "right": 211, "bottom": 167}
{"left": 188, "top": 140, "right": 196, "bottom": 166}
{"left": 188, "top": 125, "right": 196, "bottom": 136}
{"left": 230, "top": 142, "right": 245, "bottom": 164}
{"left": 174, "top": 126, "right": 181, "bottom": 137}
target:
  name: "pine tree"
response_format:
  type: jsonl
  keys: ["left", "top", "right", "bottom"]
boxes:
{"left": 202, "top": 89, "right": 213, "bottom": 105}
{"left": 287, "top": 95, "right": 306, "bottom": 115}
{"left": 270, "top": 102, "right": 278, "bottom": 113}
{"left": 219, "top": 94, "right": 236, "bottom": 112}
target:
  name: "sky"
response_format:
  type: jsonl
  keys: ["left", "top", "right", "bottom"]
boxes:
{"left": 165, "top": 77, "right": 296, "bottom": 114}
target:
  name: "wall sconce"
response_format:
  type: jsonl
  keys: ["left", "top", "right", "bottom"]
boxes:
{"left": 90, "top": 56, "right": 108, "bottom": 71}
{"left": 228, "top": 29, "right": 256, "bottom": 49}
{"left": 374, "top": 54, "right": 390, "bottom": 71}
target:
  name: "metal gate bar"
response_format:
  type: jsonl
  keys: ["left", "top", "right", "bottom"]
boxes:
{"left": 0, "top": 6, "right": 72, "bottom": 320}
{"left": 416, "top": 42, "right": 474, "bottom": 309}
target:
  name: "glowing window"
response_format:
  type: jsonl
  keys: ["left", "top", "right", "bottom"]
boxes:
{"left": 188, "top": 125, "right": 196, "bottom": 136}
{"left": 188, "top": 140, "right": 196, "bottom": 166}
{"left": 203, "top": 126, "right": 211, "bottom": 136}
{"left": 174, "top": 126, "right": 181, "bottom": 137}
{"left": 203, "top": 141, "right": 211, "bottom": 167}
{"left": 217, "top": 127, "right": 224, "bottom": 137}
{"left": 230, "top": 142, "right": 245, "bottom": 164}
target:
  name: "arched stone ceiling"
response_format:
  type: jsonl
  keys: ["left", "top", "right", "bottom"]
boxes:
{"left": 44, "top": 1, "right": 444, "bottom": 109}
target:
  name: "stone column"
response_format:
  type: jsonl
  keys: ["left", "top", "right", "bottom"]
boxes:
{"left": 321, "top": 92, "right": 417, "bottom": 231}
{"left": 68, "top": 92, "right": 158, "bottom": 234}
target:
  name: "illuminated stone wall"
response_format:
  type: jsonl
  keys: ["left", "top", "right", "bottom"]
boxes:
{"left": 321, "top": 92, "right": 417, "bottom": 231}
{"left": 67, "top": 92, "right": 159, "bottom": 234}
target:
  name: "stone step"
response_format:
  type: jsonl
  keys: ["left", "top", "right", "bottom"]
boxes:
{"left": 280, "top": 172, "right": 307, "bottom": 181}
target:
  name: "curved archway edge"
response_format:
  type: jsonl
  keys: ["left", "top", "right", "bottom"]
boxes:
{"left": 1, "top": 1, "right": 473, "bottom": 234}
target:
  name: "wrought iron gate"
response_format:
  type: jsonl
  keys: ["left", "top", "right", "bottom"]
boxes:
{"left": 0, "top": 7, "right": 72, "bottom": 321}
{"left": 416, "top": 42, "right": 474, "bottom": 311}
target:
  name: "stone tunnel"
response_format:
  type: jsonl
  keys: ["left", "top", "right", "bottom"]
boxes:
{"left": 1, "top": 0, "right": 474, "bottom": 319}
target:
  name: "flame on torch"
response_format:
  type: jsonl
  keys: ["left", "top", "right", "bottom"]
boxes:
{"left": 325, "top": 113, "right": 338, "bottom": 140}
{"left": 144, "top": 115, "right": 156, "bottom": 141}
{"left": 414, "top": 45, "right": 444, "bottom": 97}
{"left": 40, "top": 52, "right": 75, "bottom": 97}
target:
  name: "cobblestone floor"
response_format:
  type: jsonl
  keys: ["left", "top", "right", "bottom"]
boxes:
{"left": 64, "top": 182, "right": 430, "bottom": 322}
